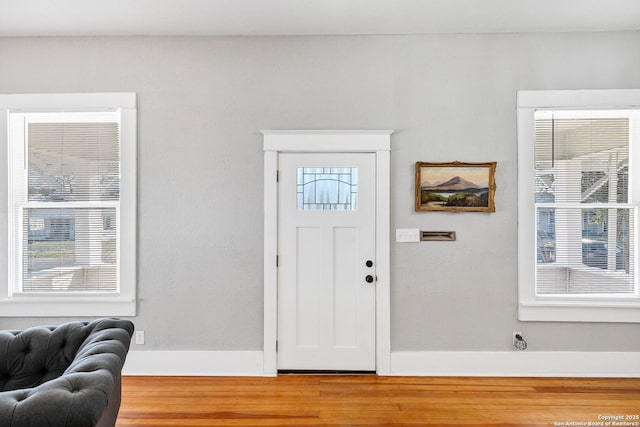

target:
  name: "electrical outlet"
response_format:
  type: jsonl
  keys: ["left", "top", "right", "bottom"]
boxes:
{"left": 513, "top": 331, "right": 527, "bottom": 350}
{"left": 135, "top": 330, "right": 145, "bottom": 345}
{"left": 512, "top": 331, "right": 521, "bottom": 347}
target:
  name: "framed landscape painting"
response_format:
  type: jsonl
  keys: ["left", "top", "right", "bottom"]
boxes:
{"left": 415, "top": 161, "right": 496, "bottom": 212}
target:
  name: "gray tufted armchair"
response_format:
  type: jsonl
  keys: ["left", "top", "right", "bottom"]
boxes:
{"left": 0, "top": 318, "right": 134, "bottom": 427}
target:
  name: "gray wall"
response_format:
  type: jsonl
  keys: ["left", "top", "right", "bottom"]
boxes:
{"left": 1, "top": 32, "right": 639, "bottom": 352}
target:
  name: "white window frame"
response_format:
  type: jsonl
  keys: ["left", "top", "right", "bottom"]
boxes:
{"left": 0, "top": 93, "right": 136, "bottom": 317}
{"left": 517, "top": 89, "right": 640, "bottom": 322}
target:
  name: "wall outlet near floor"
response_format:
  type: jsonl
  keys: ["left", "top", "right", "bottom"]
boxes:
{"left": 135, "top": 330, "right": 145, "bottom": 345}
{"left": 513, "top": 331, "right": 527, "bottom": 350}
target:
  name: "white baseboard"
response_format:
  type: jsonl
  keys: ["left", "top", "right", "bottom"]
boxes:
{"left": 122, "top": 351, "right": 264, "bottom": 376}
{"left": 121, "top": 350, "right": 640, "bottom": 377}
{"left": 390, "top": 351, "right": 640, "bottom": 377}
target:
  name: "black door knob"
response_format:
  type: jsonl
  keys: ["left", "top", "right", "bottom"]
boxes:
{"left": 366, "top": 260, "right": 373, "bottom": 267}
{"left": 365, "top": 275, "right": 374, "bottom": 283}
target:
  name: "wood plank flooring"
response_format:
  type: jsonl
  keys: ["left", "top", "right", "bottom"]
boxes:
{"left": 117, "top": 375, "right": 640, "bottom": 426}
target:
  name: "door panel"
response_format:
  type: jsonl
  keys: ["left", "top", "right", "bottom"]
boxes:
{"left": 278, "top": 153, "right": 376, "bottom": 371}
{"left": 333, "top": 227, "right": 358, "bottom": 348}
{"left": 296, "top": 226, "right": 321, "bottom": 347}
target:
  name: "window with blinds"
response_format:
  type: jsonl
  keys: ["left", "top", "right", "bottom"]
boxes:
{"left": 9, "top": 112, "right": 121, "bottom": 294}
{"left": 534, "top": 110, "right": 636, "bottom": 297}
{"left": 518, "top": 90, "right": 640, "bottom": 322}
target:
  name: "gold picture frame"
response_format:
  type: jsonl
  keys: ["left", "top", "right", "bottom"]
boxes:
{"left": 415, "top": 161, "right": 496, "bottom": 212}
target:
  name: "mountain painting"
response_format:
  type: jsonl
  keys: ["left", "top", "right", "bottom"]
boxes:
{"left": 415, "top": 161, "right": 496, "bottom": 212}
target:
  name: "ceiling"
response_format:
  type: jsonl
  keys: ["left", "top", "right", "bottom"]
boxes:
{"left": 1, "top": 0, "right": 640, "bottom": 37}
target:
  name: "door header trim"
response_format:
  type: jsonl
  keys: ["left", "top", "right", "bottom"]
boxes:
{"left": 262, "top": 130, "right": 392, "bottom": 152}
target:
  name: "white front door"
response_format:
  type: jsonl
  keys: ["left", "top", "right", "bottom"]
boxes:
{"left": 277, "top": 152, "right": 377, "bottom": 371}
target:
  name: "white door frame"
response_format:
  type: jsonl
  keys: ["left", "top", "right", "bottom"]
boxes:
{"left": 262, "top": 130, "right": 392, "bottom": 376}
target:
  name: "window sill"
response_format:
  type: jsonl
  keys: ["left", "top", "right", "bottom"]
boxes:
{"left": 519, "top": 300, "right": 640, "bottom": 323}
{"left": 0, "top": 297, "right": 136, "bottom": 317}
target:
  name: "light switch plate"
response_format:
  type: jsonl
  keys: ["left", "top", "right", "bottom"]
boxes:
{"left": 396, "top": 228, "right": 420, "bottom": 243}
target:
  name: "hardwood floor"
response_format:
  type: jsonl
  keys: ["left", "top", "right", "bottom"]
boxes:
{"left": 117, "top": 375, "right": 640, "bottom": 426}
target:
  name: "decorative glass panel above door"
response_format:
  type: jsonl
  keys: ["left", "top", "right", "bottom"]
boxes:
{"left": 296, "top": 167, "right": 358, "bottom": 211}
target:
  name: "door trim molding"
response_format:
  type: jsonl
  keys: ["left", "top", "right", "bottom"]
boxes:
{"left": 262, "top": 130, "right": 393, "bottom": 375}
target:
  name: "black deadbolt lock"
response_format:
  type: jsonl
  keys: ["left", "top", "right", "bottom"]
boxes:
{"left": 366, "top": 260, "right": 373, "bottom": 268}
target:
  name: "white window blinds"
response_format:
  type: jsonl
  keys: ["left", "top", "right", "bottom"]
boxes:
{"left": 534, "top": 110, "right": 637, "bottom": 296}
{"left": 10, "top": 111, "right": 121, "bottom": 293}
